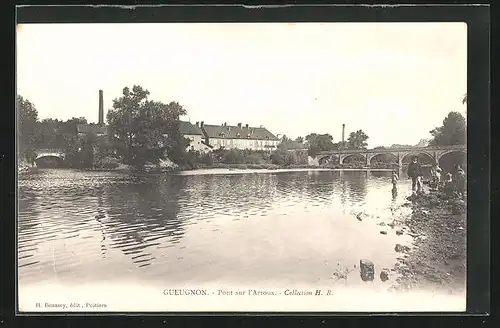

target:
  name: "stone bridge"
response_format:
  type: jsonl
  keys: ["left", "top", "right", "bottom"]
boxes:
{"left": 34, "top": 149, "right": 66, "bottom": 161}
{"left": 317, "top": 145, "right": 466, "bottom": 167}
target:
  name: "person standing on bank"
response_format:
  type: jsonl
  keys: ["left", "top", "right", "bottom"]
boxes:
{"left": 430, "top": 163, "right": 442, "bottom": 185}
{"left": 407, "top": 156, "right": 424, "bottom": 192}
{"left": 453, "top": 163, "right": 466, "bottom": 196}
{"left": 391, "top": 170, "right": 399, "bottom": 199}
{"left": 391, "top": 170, "right": 399, "bottom": 190}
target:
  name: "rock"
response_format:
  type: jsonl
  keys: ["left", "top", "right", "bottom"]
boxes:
{"left": 451, "top": 202, "right": 466, "bottom": 215}
{"left": 396, "top": 230, "right": 404, "bottom": 236}
{"left": 380, "top": 269, "right": 390, "bottom": 282}
{"left": 380, "top": 231, "right": 387, "bottom": 235}
{"left": 395, "top": 244, "right": 410, "bottom": 253}
{"left": 359, "top": 259, "right": 375, "bottom": 281}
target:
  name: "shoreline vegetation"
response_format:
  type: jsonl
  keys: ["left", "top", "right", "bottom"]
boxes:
{"left": 18, "top": 86, "right": 465, "bottom": 178}
{"left": 19, "top": 147, "right": 410, "bottom": 175}
{"left": 19, "top": 158, "right": 404, "bottom": 174}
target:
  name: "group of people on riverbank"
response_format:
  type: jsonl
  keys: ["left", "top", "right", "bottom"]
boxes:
{"left": 391, "top": 156, "right": 466, "bottom": 196}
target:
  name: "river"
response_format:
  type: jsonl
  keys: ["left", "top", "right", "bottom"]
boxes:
{"left": 18, "top": 168, "right": 450, "bottom": 311}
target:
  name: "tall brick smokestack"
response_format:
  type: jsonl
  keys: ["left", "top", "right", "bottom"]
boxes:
{"left": 342, "top": 124, "right": 345, "bottom": 149}
{"left": 98, "top": 90, "right": 104, "bottom": 125}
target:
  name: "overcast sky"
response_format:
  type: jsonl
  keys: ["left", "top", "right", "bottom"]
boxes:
{"left": 16, "top": 23, "right": 467, "bottom": 147}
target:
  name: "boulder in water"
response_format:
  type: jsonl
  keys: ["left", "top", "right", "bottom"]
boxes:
{"left": 360, "top": 259, "right": 375, "bottom": 281}
{"left": 395, "top": 244, "right": 410, "bottom": 253}
{"left": 380, "top": 269, "right": 390, "bottom": 282}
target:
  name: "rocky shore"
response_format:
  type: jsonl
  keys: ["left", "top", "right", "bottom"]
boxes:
{"left": 389, "top": 190, "right": 467, "bottom": 293}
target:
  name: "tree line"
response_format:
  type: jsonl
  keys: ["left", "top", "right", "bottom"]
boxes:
{"left": 277, "top": 109, "right": 466, "bottom": 157}
{"left": 278, "top": 130, "right": 370, "bottom": 158}
{"left": 18, "top": 87, "right": 467, "bottom": 169}
{"left": 17, "top": 86, "right": 191, "bottom": 169}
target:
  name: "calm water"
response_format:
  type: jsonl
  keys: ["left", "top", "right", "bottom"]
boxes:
{"left": 18, "top": 168, "right": 420, "bottom": 289}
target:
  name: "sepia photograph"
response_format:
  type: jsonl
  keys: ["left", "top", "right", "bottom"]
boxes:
{"left": 16, "top": 21, "right": 468, "bottom": 312}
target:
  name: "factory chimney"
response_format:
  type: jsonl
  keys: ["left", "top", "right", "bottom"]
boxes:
{"left": 341, "top": 124, "right": 345, "bottom": 149}
{"left": 98, "top": 90, "right": 104, "bottom": 125}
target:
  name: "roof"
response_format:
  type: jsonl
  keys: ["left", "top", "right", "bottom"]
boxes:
{"left": 201, "top": 124, "right": 279, "bottom": 140}
{"left": 179, "top": 121, "right": 203, "bottom": 136}
{"left": 77, "top": 124, "right": 108, "bottom": 135}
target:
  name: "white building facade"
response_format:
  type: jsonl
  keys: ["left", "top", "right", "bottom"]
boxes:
{"left": 199, "top": 122, "right": 280, "bottom": 151}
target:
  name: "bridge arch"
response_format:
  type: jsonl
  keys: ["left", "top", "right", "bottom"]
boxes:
{"left": 438, "top": 149, "right": 467, "bottom": 173}
{"left": 368, "top": 153, "right": 398, "bottom": 165}
{"left": 400, "top": 151, "right": 435, "bottom": 165}
{"left": 316, "top": 154, "right": 332, "bottom": 163}
{"left": 341, "top": 153, "right": 367, "bottom": 165}
{"left": 437, "top": 149, "right": 466, "bottom": 162}
{"left": 34, "top": 155, "right": 65, "bottom": 168}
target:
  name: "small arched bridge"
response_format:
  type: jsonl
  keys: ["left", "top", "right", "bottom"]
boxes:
{"left": 317, "top": 145, "right": 466, "bottom": 167}
{"left": 34, "top": 149, "right": 66, "bottom": 161}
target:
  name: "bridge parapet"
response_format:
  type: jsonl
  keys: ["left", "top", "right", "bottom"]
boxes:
{"left": 35, "top": 149, "right": 66, "bottom": 160}
{"left": 318, "top": 145, "right": 466, "bottom": 156}
{"left": 316, "top": 145, "right": 466, "bottom": 167}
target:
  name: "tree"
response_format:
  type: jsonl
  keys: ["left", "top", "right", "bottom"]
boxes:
{"left": 281, "top": 135, "right": 292, "bottom": 143}
{"left": 462, "top": 93, "right": 467, "bottom": 105}
{"left": 17, "top": 95, "right": 39, "bottom": 154}
{"left": 106, "top": 85, "right": 187, "bottom": 166}
{"left": 332, "top": 141, "right": 342, "bottom": 150}
{"left": 429, "top": 111, "right": 466, "bottom": 146}
{"left": 270, "top": 149, "right": 297, "bottom": 166}
{"left": 305, "top": 133, "right": 318, "bottom": 144}
{"left": 305, "top": 133, "right": 336, "bottom": 157}
{"left": 295, "top": 136, "right": 304, "bottom": 144}
{"left": 347, "top": 130, "right": 369, "bottom": 150}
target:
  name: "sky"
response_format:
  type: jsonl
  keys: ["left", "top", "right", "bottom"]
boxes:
{"left": 16, "top": 23, "right": 467, "bottom": 148}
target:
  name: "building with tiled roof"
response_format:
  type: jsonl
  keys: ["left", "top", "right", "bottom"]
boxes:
{"left": 198, "top": 121, "right": 280, "bottom": 151}
{"left": 179, "top": 121, "right": 211, "bottom": 152}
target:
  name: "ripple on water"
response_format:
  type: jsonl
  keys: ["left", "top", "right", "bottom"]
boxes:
{"left": 18, "top": 169, "right": 419, "bottom": 287}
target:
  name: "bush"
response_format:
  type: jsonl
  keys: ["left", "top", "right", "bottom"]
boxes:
{"left": 199, "top": 153, "right": 214, "bottom": 165}
{"left": 243, "top": 152, "right": 265, "bottom": 164}
{"left": 270, "top": 150, "right": 297, "bottom": 166}
{"left": 308, "top": 146, "right": 321, "bottom": 158}
{"left": 185, "top": 150, "right": 200, "bottom": 169}
{"left": 222, "top": 149, "right": 244, "bottom": 164}
{"left": 100, "top": 156, "right": 120, "bottom": 169}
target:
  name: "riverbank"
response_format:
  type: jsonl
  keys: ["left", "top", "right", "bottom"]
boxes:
{"left": 180, "top": 162, "right": 396, "bottom": 171}
{"left": 18, "top": 163, "right": 38, "bottom": 175}
{"left": 390, "top": 190, "right": 466, "bottom": 293}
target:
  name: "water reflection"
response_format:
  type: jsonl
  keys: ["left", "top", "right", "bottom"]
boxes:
{"left": 341, "top": 171, "right": 368, "bottom": 205}
{"left": 101, "top": 176, "right": 187, "bottom": 267}
{"left": 18, "top": 169, "right": 416, "bottom": 287}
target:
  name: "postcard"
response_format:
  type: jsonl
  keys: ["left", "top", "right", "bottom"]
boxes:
{"left": 17, "top": 20, "right": 468, "bottom": 313}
